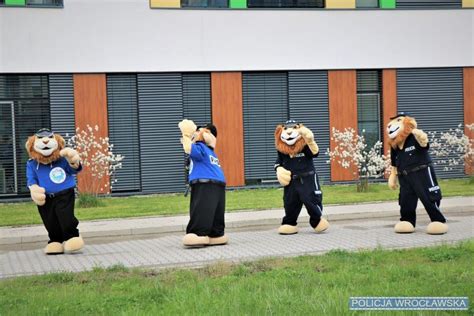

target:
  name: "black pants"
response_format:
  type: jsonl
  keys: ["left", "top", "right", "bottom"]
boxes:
{"left": 186, "top": 183, "right": 225, "bottom": 237}
{"left": 37, "top": 188, "right": 79, "bottom": 243}
{"left": 398, "top": 165, "right": 446, "bottom": 227}
{"left": 282, "top": 173, "right": 323, "bottom": 228}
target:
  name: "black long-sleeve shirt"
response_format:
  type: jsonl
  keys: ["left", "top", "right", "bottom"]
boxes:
{"left": 274, "top": 145, "right": 318, "bottom": 175}
{"left": 390, "top": 134, "right": 432, "bottom": 171}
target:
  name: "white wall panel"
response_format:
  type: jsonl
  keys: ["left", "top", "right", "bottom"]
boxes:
{"left": 0, "top": 0, "right": 472, "bottom": 73}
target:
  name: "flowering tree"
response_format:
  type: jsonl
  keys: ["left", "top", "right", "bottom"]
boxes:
{"left": 428, "top": 123, "right": 474, "bottom": 173}
{"left": 326, "top": 127, "right": 388, "bottom": 192}
{"left": 66, "top": 125, "right": 124, "bottom": 196}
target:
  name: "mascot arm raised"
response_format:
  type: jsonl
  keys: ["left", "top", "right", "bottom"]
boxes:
{"left": 298, "top": 125, "right": 319, "bottom": 155}
{"left": 388, "top": 166, "right": 399, "bottom": 190}
{"left": 411, "top": 128, "right": 428, "bottom": 148}
{"left": 60, "top": 148, "right": 81, "bottom": 169}
{"left": 179, "top": 119, "right": 197, "bottom": 154}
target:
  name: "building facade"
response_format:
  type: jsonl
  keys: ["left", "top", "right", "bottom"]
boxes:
{"left": 0, "top": 0, "right": 473, "bottom": 197}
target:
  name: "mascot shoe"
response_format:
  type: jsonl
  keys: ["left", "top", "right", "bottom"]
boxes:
{"left": 278, "top": 224, "right": 298, "bottom": 235}
{"left": 183, "top": 233, "right": 210, "bottom": 247}
{"left": 426, "top": 222, "right": 448, "bottom": 235}
{"left": 64, "top": 236, "right": 84, "bottom": 253}
{"left": 314, "top": 218, "right": 329, "bottom": 233}
{"left": 44, "top": 242, "right": 64, "bottom": 255}
{"left": 394, "top": 221, "right": 415, "bottom": 233}
{"left": 209, "top": 235, "right": 229, "bottom": 246}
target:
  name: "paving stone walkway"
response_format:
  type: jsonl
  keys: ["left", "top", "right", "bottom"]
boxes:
{"left": 1, "top": 214, "right": 472, "bottom": 279}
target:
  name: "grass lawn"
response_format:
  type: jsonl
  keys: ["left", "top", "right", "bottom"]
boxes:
{"left": 0, "top": 241, "right": 472, "bottom": 315}
{"left": 0, "top": 178, "right": 472, "bottom": 227}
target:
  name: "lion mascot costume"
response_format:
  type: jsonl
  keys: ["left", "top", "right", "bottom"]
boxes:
{"left": 387, "top": 113, "right": 448, "bottom": 235}
{"left": 25, "top": 128, "right": 84, "bottom": 254}
{"left": 178, "top": 119, "right": 228, "bottom": 247}
{"left": 274, "top": 120, "right": 329, "bottom": 235}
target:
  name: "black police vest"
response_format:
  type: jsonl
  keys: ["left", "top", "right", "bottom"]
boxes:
{"left": 276, "top": 145, "right": 318, "bottom": 175}
{"left": 390, "top": 134, "right": 432, "bottom": 171}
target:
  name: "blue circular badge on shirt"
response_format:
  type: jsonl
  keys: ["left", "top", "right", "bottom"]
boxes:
{"left": 49, "top": 167, "right": 66, "bottom": 184}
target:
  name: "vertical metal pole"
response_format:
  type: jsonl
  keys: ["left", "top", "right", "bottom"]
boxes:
{"left": 10, "top": 101, "right": 18, "bottom": 194}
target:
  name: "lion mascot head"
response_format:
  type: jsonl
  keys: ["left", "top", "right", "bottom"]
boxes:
{"left": 275, "top": 120, "right": 307, "bottom": 156}
{"left": 387, "top": 115, "right": 417, "bottom": 149}
{"left": 25, "top": 128, "right": 65, "bottom": 165}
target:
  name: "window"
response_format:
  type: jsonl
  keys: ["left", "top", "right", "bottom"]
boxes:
{"left": 356, "top": 70, "right": 381, "bottom": 149}
{"left": 396, "top": 0, "right": 461, "bottom": 9}
{"left": 181, "top": 0, "right": 228, "bottom": 7}
{"left": 27, "top": 0, "right": 63, "bottom": 6}
{"left": 247, "top": 0, "right": 324, "bottom": 8}
{"left": 356, "top": 0, "right": 378, "bottom": 7}
{"left": 0, "top": 75, "right": 50, "bottom": 196}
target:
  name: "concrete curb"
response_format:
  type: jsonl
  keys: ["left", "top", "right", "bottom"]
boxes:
{"left": 1, "top": 196, "right": 472, "bottom": 245}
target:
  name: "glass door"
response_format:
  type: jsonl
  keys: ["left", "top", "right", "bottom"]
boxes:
{"left": 0, "top": 101, "right": 18, "bottom": 195}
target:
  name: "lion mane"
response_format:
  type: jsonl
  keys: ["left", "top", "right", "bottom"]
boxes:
{"left": 25, "top": 134, "right": 65, "bottom": 165}
{"left": 388, "top": 116, "right": 417, "bottom": 149}
{"left": 275, "top": 125, "right": 306, "bottom": 156}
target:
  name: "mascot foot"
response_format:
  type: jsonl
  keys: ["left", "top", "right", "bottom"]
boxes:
{"left": 44, "top": 242, "right": 64, "bottom": 255}
{"left": 278, "top": 225, "right": 298, "bottom": 235}
{"left": 426, "top": 222, "right": 448, "bottom": 235}
{"left": 314, "top": 218, "right": 329, "bottom": 233}
{"left": 394, "top": 221, "right": 415, "bottom": 234}
{"left": 209, "top": 234, "right": 229, "bottom": 246}
{"left": 64, "top": 236, "right": 84, "bottom": 253}
{"left": 183, "top": 234, "right": 210, "bottom": 247}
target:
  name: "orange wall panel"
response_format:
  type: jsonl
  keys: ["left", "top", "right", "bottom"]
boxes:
{"left": 328, "top": 70, "right": 358, "bottom": 181}
{"left": 464, "top": 67, "right": 474, "bottom": 174}
{"left": 73, "top": 74, "right": 109, "bottom": 193}
{"left": 382, "top": 69, "right": 398, "bottom": 156}
{"left": 211, "top": 72, "right": 245, "bottom": 187}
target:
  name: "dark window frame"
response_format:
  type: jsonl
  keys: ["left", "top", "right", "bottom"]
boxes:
{"left": 356, "top": 70, "right": 382, "bottom": 150}
{"left": 247, "top": 0, "right": 325, "bottom": 8}
{"left": 181, "top": 0, "right": 229, "bottom": 8}
{"left": 0, "top": 74, "right": 51, "bottom": 197}
{"left": 26, "top": 0, "right": 63, "bottom": 7}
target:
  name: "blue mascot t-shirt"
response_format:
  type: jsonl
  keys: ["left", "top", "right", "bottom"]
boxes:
{"left": 189, "top": 142, "right": 225, "bottom": 184}
{"left": 26, "top": 157, "right": 82, "bottom": 194}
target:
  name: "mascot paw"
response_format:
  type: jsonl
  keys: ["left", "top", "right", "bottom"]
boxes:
{"left": 44, "top": 242, "right": 64, "bottom": 255}
{"left": 278, "top": 225, "right": 298, "bottom": 235}
{"left": 426, "top": 222, "right": 448, "bottom": 235}
{"left": 314, "top": 218, "right": 329, "bottom": 233}
{"left": 64, "top": 236, "right": 84, "bottom": 253}
{"left": 209, "top": 235, "right": 229, "bottom": 246}
{"left": 394, "top": 221, "right": 415, "bottom": 233}
{"left": 29, "top": 184, "right": 46, "bottom": 206}
{"left": 178, "top": 119, "right": 197, "bottom": 138}
{"left": 60, "top": 148, "right": 81, "bottom": 168}
{"left": 298, "top": 126, "right": 314, "bottom": 141}
{"left": 388, "top": 173, "right": 398, "bottom": 190}
{"left": 412, "top": 128, "right": 428, "bottom": 147}
{"left": 276, "top": 167, "right": 292, "bottom": 186}
{"left": 183, "top": 233, "right": 210, "bottom": 247}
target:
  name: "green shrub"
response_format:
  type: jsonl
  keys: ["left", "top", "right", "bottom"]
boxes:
{"left": 468, "top": 176, "right": 474, "bottom": 185}
{"left": 77, "top": 193, "right": 104, "bottom": 208}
